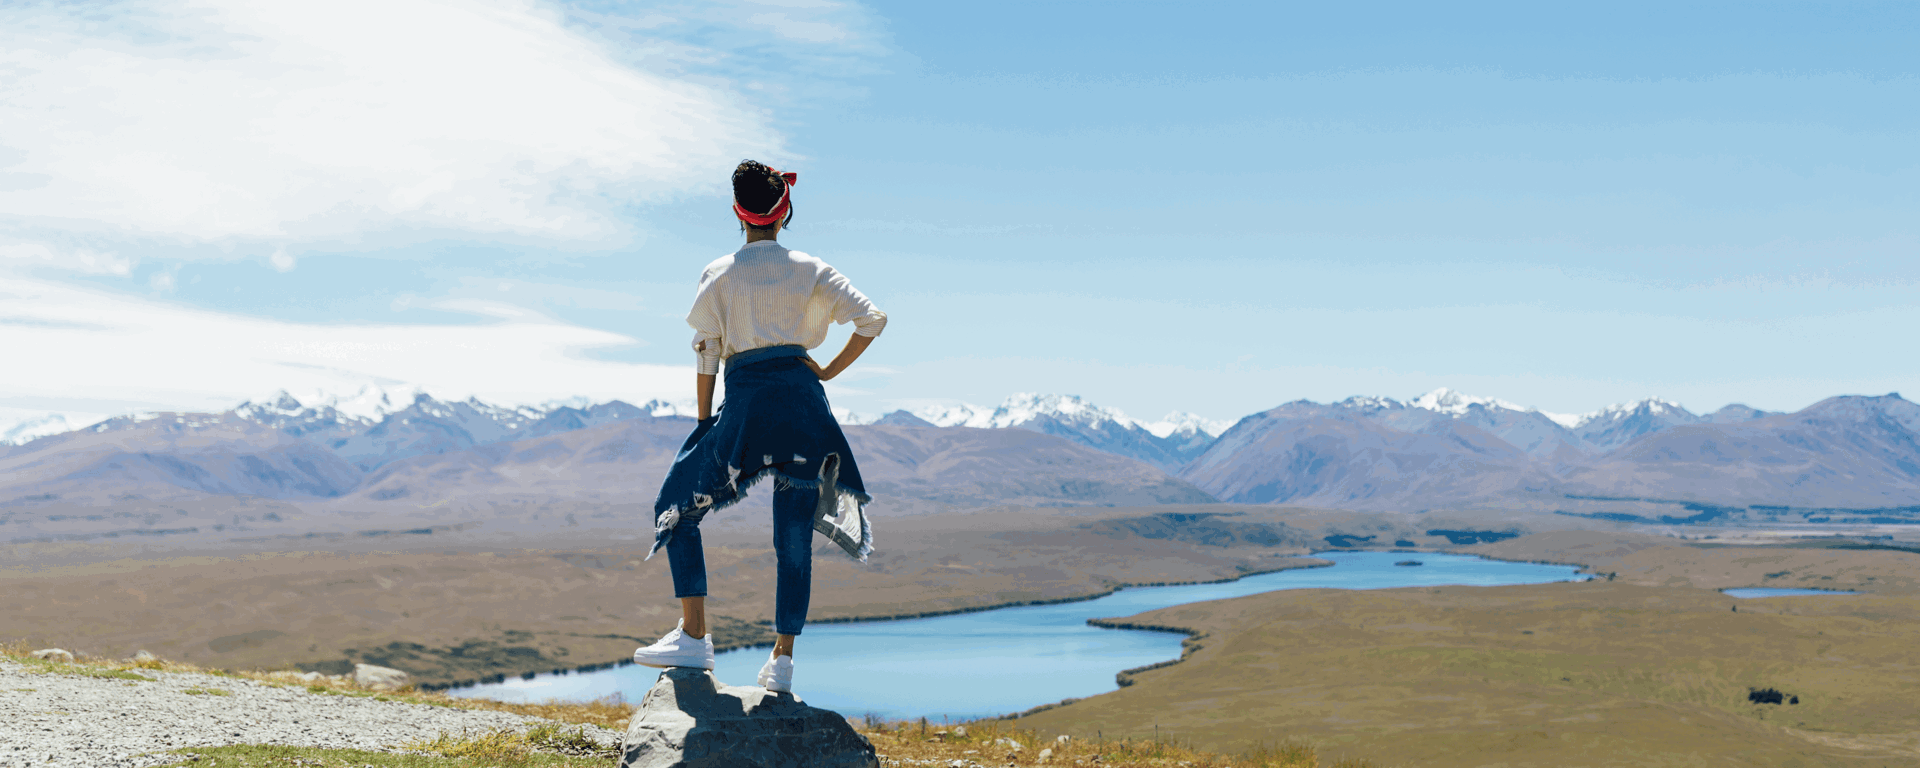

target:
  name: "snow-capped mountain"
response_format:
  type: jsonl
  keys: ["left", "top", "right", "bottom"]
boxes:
{"left": 231, "top": 390, "right": 675, "bottom": 471}
{"left": 1567, "top": 398, "right": 1699, "bottom": 451}
{"left": 231, "top": 392, "right": 380, "bottom": 442}
{"left": 1143, "top": 412, "right": 1236, "bottom": 440}
{"left": 907, "top": 394, "right": 1230, "bottom": 436}
{"left": 898, "top": 393, "right": 1232, "bottom": 471}
{"left": 1313, "top": 388, "right": 1784, "bottom": 460}
{"left": 1407, "top": 387, "right": 1529, "bottom": 416}
{"left": 1, "top": 412, "right": 93, "bottom": 446}
{"left": 833, "top": 407, "right": 882, "bottom": 426}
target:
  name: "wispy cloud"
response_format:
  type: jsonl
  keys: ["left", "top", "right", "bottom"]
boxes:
{"left": 0, "top": 0, "right": 802, "bottom": 272}
{"left": 0, "top": 275, "right": 689, "bottom": 421}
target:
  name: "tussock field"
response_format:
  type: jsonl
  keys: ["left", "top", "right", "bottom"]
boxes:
{"left": 0, "top": 505, "right": 1331, "bottom": 686}
{"left": 12, "top": 500, "right": 1920, "bottom": 766}
{"left": 1018, "top": 535, "right": 1920, "bottom": 767}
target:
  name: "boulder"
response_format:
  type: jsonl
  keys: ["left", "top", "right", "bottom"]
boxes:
{"left": 621, "top": 668, "right": 877, "bottom": 768}
{"left": 29, "top": 648, "right": 74, "bottom": 663}
{"left": 352, "top": 663, "right": 410, "bottom": 691}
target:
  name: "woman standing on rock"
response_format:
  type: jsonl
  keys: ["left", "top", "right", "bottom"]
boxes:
{"left": 630, "top": 161, "right": 886, "bottom": 694}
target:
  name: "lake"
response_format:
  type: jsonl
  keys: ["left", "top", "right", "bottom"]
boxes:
{"left": 449, "top": 551, "right": 1587, "bottom": 720}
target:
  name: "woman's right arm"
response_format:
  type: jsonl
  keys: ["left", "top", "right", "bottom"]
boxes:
{"left": 813, "top": 264, "right": 886, "bottom": 381}
{"left": 806, "top": 333, "right": 875, "bottom": 381}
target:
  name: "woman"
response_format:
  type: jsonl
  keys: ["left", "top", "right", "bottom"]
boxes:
{"left": 629, "top": 160, "right": 886, "bottom": 694}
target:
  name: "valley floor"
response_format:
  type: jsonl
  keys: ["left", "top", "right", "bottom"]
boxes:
{"left": 1012, "top": 529, "right": 1920, "bottom": 767}
{"left": 9, "top": 505, "right": 1920, "bottom": 767}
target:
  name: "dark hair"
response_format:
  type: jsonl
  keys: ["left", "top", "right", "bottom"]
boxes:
{"left": 732, "top": 160, "right": 792, "bottom": 232}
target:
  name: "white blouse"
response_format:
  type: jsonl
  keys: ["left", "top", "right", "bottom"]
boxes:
{"left": 687, "top": 240, "right": 888, "bottom": 375}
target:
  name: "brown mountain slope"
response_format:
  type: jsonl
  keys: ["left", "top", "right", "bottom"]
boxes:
{"left": 1553, "top": 394, "right": 1920, "bottom": 508}
{"left": 1178, "top": 401, "right": 1544, "bottom": 509}
{"left": 336, "top": 420, "right": 1215, "bottom": 515}
{"left": 1181, "top": 393, "right": 1920, "bottom": 514}
{"left": 1, "top": 416, "right": 1213, "bottom": 545}
{"left": 0, "top": 414, "right": 362, "bottom": 504}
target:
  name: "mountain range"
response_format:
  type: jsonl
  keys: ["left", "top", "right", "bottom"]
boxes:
{"left": 7, "top": 385, "right": 1920, "bottom": 546}
{"left": 1182, "top": 389, "right": 1920, "bottom": 516}
{"left": 0, "top": 389, "right": 1218, "bottom": 545}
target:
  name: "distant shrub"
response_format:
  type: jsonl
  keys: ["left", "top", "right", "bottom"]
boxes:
{"left": 1748, "top": 687, "right": 1787, "bottom": 705}
{"left": 1425, "top": 529, "right": 1521, "bottom": 546}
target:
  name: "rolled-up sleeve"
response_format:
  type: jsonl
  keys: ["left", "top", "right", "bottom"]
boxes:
{"left": 687, "top": 273, "right": 725, "bottom": 375}
{"left": 822, "top": 266, "right": 887, "bottom": 338}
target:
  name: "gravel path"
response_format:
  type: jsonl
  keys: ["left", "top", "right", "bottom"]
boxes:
{"left": 0, "top": 659, "right": 618, "bottom": 768}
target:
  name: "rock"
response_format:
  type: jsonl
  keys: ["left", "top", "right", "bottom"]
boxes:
{"left": 352, "top": 663, "right": 410, "bottom": 691}
{"left": 1038, "top": 747, "right": 1054, "bottom": 763}
{"left": 29, "top": 648, "right": 74, "bottom": 663}
{"left": 621, "top": 668, "right": 878, "bottom": 768}
{"left": 996, "top": 737, "right": 1022, "bottom": 751}
{"left": 131, "top": 650, "right": 157, "bottom": 664}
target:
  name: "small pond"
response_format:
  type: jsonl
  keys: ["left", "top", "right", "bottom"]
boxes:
{"left": 449, "top": 551, "right": 1587, "bottom": 720}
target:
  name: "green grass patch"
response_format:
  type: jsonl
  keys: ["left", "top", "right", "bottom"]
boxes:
{"left": 183, "top": 687, "right": 231, "bottom": 696}
{"left": 14, "top": 656, "right": 154, "bottom": 682}
{"left": 407, "top": 725, "right": 618, "bottom": 762}
{"left": 158, "top": 744, "right": 608, "bottom": 767}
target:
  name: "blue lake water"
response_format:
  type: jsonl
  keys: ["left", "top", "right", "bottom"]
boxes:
{"left": 449, "top": 551, "right": 1586, "bottom": 720}
{"left": 1723, "top": 588, "right": 1860, "bottom": 598}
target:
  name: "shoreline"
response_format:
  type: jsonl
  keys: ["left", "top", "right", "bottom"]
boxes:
{"left": 436, "top": 548, "right": 1597, "bottom": 695}
{"left": 429, "top": 555, "right": 1338, "bottom": 692}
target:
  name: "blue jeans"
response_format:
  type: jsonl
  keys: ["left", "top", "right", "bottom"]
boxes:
{"left": 663, "top": 484, "right": 816, "bottom": 636}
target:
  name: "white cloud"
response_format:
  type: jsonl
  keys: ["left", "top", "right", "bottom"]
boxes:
{"left": 0, "top": 0, "right": 790, "bottom": 271}
{"left": 0, "top": 243, "right": 133, "bottom": 276}
{"left": 0, "top": 275, "right": 690, "bottom": 423}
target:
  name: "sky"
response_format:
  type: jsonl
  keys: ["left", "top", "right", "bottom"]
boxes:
{"left": 3, "top": 0, "right": 1919, "bottom": 437}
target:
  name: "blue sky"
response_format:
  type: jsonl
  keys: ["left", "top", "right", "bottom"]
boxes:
{"left": 3, "top": 0, "right": 1918, "bottom": 434}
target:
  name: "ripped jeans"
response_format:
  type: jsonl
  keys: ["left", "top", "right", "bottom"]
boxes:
{"left": 662, "top": 484, "right": 816, "bottom": 636}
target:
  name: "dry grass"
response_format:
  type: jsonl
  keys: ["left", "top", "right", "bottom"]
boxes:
{"left": 857, "top": 718, "right": 1376, "bottom": 768}
{"left": 405, "top": 723, "right": 616, "bottom": 762}
{"left": 1018, "top": 580, "right": 1920, "bottom": 768}
{"left": 7, "top": 640, "right": 1376, "bottom": 768}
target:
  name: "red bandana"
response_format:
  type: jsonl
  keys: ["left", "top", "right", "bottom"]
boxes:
{"left": 733, "top": 170, "right": 797, "bottom": 226}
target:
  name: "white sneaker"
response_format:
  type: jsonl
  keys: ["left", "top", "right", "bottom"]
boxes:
{"left": 632, "top": 620, "right": 714, "bottom": 670}
{"left": 757, "top": 651, "right": 794, "bottom": 693}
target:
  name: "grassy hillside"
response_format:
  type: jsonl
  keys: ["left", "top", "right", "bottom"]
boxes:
{"left": 1018, "top": 572, "right": 1920, "bottom": 766}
